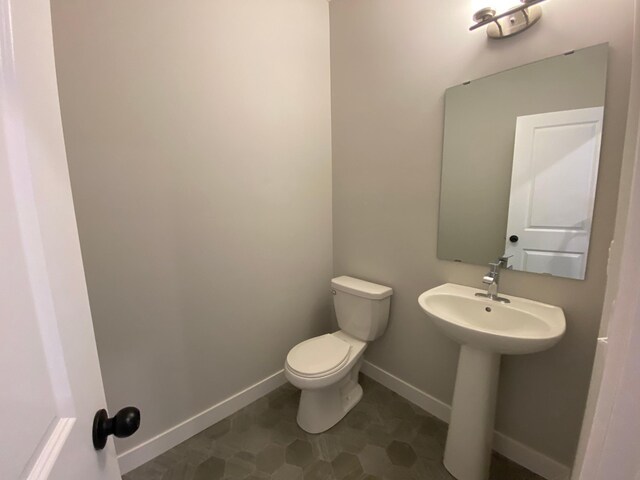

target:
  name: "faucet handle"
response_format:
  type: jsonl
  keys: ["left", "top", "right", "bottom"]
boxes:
{"left": 493, "top": 255, "right": 513, "bottom": 268}
{"left": 500, "top": 255, "right": 514, "bottom": 269}
{"left": 488, "top": 261, "right": 501, "bottom": 271}
{"left": 482, "top": 274, "right": 496, "bottom": 284}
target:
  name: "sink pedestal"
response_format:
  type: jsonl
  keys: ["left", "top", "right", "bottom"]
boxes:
{"left": 444, "top": 345, "right": 501, "bottom": 480}
{"left": 418, "top": 284, "right": 566, "bottom": 480}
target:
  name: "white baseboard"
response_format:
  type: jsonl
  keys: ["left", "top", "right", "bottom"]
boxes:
{"left": 361, "top": 360, "right": 571, "bottom": 480}
{"left": 117, "top": 360, "right": 570, "bottom": 479}
{"left": 117, "top": 370, "right": 287, "bottom": 474}
{"left": 361, "top": 360, "right": 452, "bottom": 423}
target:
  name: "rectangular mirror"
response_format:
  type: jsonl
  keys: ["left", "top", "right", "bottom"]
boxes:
{"left": 437, "top": 44, "right": 608, "bottom": 280}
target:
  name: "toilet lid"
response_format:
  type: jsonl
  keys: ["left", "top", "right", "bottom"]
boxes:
{"left": 286, "top": 334, "right": 351, "bottom": 377}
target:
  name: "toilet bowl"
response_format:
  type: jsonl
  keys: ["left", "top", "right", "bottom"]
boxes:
{"left": 284, "top": 276, "right": 393, "bottom": 434}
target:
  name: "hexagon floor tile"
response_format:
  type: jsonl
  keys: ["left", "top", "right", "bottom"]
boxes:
{"left": 122, "top": 374, "right": 544, "bottom": 480}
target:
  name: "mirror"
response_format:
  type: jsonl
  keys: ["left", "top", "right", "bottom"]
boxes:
{"left": 437, "top": 44, "right": 608, "bottom": 280}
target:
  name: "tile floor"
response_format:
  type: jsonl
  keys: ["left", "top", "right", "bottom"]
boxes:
{"left": 123, "top": 375, "right": 544, "bottom": 480}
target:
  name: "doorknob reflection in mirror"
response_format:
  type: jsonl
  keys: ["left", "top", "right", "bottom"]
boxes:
{"left": 92, "top": 406, "right": 140, "bottom": 450}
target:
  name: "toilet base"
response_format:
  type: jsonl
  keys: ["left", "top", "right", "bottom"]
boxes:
{"left": 296, "top": 360, "right": 363, "bottom": 434}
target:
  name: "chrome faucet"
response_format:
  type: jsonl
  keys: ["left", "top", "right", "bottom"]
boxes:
{"left": 475, "top": 256, "right": 511, "bottom": 303}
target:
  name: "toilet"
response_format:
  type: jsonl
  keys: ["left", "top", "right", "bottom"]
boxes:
{"left": 285, "top": 276, "right": 393, "bottom": 434}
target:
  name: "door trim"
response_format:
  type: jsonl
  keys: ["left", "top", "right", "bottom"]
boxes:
{"left": 27, "top": 418, "right": 75, "bottom": 480}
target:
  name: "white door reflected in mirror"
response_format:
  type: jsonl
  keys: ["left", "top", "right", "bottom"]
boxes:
{"left": 504, "top": 107, "right": 604, "bottom": 279}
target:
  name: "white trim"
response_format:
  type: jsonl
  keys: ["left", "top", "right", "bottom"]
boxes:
{"left": 361, "top": 360, "right": 570, "bottom": 480}
{"left": 26, "top": 418, "right": 75, "bottom": 480}
{"left": 116, "top": 359, "right": 571, "bottom": 478}
{"left": 492, "top": 433, "right": 569, "bottom": 480}
{"left": 117, "top": 370, "right": 287, "bottom": 474}
{"left": 361, "top": 360, "right": 451, "bottom": 422}
{"left": 572, "top": 1, "right": 640, "bottom": 478}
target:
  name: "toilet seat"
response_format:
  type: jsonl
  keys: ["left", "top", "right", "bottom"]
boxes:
{"left": 286, "top": 334, "right": 351, "bottom": 378}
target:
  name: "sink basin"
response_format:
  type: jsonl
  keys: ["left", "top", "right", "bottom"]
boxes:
{"left": 417, "top": 283, "right": 565, "bottom": 480}
{"left": 418, "top": 283, "right": 565, "bottom": 354}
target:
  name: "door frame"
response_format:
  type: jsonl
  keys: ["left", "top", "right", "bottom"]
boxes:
{"left": 572, "top": 1, "right": 640, "bottom": 477}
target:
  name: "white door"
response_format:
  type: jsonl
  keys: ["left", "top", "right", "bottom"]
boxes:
{"left": 504, "top": 107, "right": 604, "bottom": 280}
{"left": 1, "top": 0, "right": 123, "bottom": 479}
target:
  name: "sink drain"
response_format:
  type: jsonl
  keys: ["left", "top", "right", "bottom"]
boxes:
{"left": 485, "top": 307, "right": 492, "bottom": 312}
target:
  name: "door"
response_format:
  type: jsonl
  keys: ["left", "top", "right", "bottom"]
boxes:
{"left": 504, "top": 107, "right": 604, "bottom": 279}
{"left": 1, "top": 0, "right": 123, "bottom": 479}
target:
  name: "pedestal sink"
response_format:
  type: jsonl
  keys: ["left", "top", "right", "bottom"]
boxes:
{"left": 418, "top": 283, "right": 566, "bottom": 480}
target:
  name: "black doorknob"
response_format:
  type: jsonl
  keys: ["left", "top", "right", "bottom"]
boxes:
{"left": 509, "top": 235, "right": 519, "bottom": 243}
{"left": 93, "top": 406, "right": 140, "bottom": 450}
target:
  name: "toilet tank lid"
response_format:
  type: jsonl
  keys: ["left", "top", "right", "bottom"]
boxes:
{"left": 331, "top": 276, "right": 393, "bottom": 300}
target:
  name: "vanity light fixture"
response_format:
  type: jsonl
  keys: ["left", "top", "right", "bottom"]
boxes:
{"left": 470, "top": 0, "right": 547, "bottom": 39}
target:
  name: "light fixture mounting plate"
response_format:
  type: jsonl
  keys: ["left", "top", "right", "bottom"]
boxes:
{"left": 486, "top": 5, "right": 542, "bottom": 39}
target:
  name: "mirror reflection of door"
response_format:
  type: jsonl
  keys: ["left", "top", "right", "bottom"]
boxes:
{"left": 504, "top": 107, "right": 604, "bottom": 280}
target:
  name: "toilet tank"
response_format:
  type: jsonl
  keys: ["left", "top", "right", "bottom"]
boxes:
{"left": 331, "top": 276, "right": 393, "bottom": 341}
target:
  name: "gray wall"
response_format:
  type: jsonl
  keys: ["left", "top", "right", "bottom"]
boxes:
{"left": 330, "top": 0, "right": 632, "bottom": 467}
{"left": 51, "top": 0, "right": 332, "bottom": 453}
{"left": 439, "top": 44, "right": 608, "bottom": 265}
